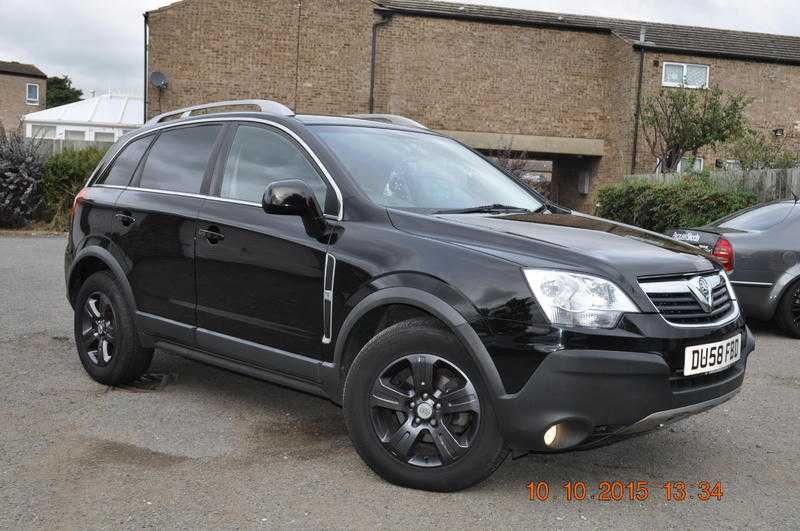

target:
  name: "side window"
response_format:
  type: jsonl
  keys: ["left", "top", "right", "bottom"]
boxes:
{"left": 139, "top": 125, "right": 222, "bottom": 194}
{"left": 98, "top": 135, "right": 153, "bottom": 186}
{"left": 220, "top": 125, "right": 328, "bottom": 208}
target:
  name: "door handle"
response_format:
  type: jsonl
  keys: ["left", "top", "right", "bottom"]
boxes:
{"left": 115, "top": 212, "right": 136, "bottom": 226}
{"left": 199, "top": 227, "right": 225, "bottom": 243}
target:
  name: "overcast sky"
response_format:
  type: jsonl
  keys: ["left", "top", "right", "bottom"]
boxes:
{"left": 1, "top": 0, "right": 798, "bottom": 99}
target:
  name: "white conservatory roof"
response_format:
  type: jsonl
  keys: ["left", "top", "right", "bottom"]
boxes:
{"left": 24, "top": 94, "right": 143, "bottom": 127}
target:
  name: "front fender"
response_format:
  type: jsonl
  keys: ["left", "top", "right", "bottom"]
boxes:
{"left": 324, "top": 285, "right": 506, "bottom": 405}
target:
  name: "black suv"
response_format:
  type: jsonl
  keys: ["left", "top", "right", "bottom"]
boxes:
{"left": 65, "top": 100, "right": 754, "bottom": 492}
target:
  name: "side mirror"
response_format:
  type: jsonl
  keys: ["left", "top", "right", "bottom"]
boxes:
{"left": 262, "top": 179, "right": 327, "bottom": 237}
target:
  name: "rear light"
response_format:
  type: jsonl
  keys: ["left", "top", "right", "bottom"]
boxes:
{"left": 69, "top": 188, "right": 88, "bottom": 223}
{"left": 712, "top": 238, "right": 734, "bottom": 272}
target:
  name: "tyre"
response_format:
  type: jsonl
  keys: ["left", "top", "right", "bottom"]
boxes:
{"left": 343, "top": 317, "right": 508, "bottom": 491}
{"left": 73, "top": 271, "right": 153, "bottom": 385}
{"left": 776, "top": 279, "right": 800, "bottom": 338}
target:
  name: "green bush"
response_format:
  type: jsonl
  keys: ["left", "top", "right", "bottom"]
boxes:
{"left": 596, "top": 176, "right": 758, "bottom": 233}
{"left": 42, "top": 147, "right": 105, "bottom": 229}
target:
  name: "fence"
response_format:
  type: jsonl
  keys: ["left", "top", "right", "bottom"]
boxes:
{"left": 35, "top": 139, "right": 115, "bottom": 158}
{"left": 625, "top": 167, "right": 800, "bottom": 202}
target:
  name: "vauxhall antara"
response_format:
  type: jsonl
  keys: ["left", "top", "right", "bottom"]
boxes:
{"left": 65, "top": 100, "right": 754, "bottom": 491}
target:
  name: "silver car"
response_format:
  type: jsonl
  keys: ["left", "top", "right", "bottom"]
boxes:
{"left": 669, "top": 199, "right": 800, "bottom": 338}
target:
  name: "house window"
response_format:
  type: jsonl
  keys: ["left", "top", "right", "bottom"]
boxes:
{"left": 677, "top": 157, "right": 704, "bottom": 173}
{"left": 94, "top": 132, "right": 115, "bottom": 143}
{"left": 31, "top": 125, "right": 55, "bottom": 139}
{"left": 65, "top": 130, "right": 85, "bottom": 141}
{"left": 26, "top": 83, "right": 39, "bottom": 105}
{"left": 662, "top": 62, "right": 709, "bottom": 89}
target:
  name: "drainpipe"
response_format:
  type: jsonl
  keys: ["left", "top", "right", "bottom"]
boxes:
{"left": 630, "top": 26, "right": 647, "bottom": 175}
{"left": 143, "top": 12, "right": 149, "bottom": 123}
{"left": 369, "top": 12, "right": 393, "bottom": 113}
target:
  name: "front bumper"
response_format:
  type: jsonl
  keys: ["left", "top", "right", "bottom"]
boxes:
{"left": 492, "top": 323, "right": 755, "bottom": 451}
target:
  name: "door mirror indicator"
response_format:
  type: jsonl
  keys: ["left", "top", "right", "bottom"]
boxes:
{"left": 263, "top": 179, "right": 327, "bottom": 237}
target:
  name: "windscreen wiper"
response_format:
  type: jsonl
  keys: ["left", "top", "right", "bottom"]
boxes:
{"left": 434, "top": 203, "right": 533, "bottom": 214}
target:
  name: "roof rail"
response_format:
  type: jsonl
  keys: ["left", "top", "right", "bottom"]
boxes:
{"left": 347, "top": 114, "right": 427, "bottom": 129}
{"left": 147, "top": 99, "right": 294, "bottom": 125}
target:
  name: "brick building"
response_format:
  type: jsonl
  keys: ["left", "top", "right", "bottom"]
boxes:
{"left": 144, "top": 0, "right": 800, "bottom": 210}
{"left": 0, "top": 61, "right": 47, "bottom": 133}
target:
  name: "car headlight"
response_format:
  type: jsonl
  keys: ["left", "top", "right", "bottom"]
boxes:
{"left": 523, "top": 269, "right": 640, "bottom": 328}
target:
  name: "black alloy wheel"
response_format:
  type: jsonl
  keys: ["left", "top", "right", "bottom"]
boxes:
{"left": 370, "top": 353, "right": 481, "bottom": 467}
{"left": 80, "top": 292, "right": 117, "bottom": 367}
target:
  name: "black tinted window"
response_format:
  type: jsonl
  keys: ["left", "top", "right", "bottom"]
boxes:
{"left": 717, "top": 202, "right": 795, "bottom": 231}
{"left": 220, "top": 125, "right": 327, "bottom": 207}
{"left": 139, "top": 125, "right": 221, "bottom": 194}
{"left": 100, "top": 135, "right": 152, "bottom": 186}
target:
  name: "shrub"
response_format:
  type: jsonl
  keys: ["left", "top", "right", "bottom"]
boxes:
{"left": 0, "top": 130, "right": 45, "bottom": 228}
{"left": 596, "top": 176, "right": 758, "bottom": 233}
{"left": 42, "top": 147, "right": 105, "bottom": 229}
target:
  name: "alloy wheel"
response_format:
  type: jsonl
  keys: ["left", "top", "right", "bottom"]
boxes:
{"left": 792, "top": 287, "right": 800, "bottom": 326}
{"left": 369, "top": 354, "right": 480, "bottom": 467}
{"left": 80, "top": 292, "right": 116, "bottom": 367}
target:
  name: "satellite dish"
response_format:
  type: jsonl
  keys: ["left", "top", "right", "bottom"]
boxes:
{"left": 149, "top": 71, "right": 168, "bottom": 90}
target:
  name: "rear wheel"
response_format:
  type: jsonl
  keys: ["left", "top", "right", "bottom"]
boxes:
{"left": 74, "top": 271, "right": 153, "bottom": 385}
{"left": 776, "top": 279, "right": 800, "bottom": 338}
{"left": 343, "top": 318, "right": 507, "bottom": 491}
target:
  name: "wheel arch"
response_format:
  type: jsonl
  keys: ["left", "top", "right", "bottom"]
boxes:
{"left": 764, "top": 266, "right": 800, "bottom": 319}
{"left": 67, "top": 246, "right": 136, "bottom": 312}
{"left": 322, "top": 287, "right": 506, "bottom": 404}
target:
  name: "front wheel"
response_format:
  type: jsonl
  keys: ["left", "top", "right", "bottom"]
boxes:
{"left": 343, "top": 318, "right": 507, "bottom": 491}
{"left": 776, "top": 279, "right": 800, "bottom": 338}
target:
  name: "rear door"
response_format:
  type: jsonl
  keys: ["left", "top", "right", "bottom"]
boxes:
{"left": 112, "top": 123, "right": 225, "bottom": 344}
{"left": 195, "top": 122, "right": 335, "bottom": 374}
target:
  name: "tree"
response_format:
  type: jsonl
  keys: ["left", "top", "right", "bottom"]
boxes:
{"left": 641, "top": 85, "right": 750, "bottom": 172}
{"left": 46, "top": 75, "right": 83, "bottom": 108}
{"left": 726, "top": 128, "right": 799, "bottom": 170}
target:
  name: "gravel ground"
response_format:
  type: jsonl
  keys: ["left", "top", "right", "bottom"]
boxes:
{"left": 1, "top": 234, "right": 798, "bottom": 529}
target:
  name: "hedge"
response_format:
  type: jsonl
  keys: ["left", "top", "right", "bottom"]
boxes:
{"left": 42, "top": 147, "right": 105, "bottom": 229}
{"left": 596, "top": 176, "right": 758, "bottom": 233}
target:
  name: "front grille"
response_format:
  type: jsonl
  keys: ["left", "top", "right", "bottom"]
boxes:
{"left": 640, "top": 272, "right": 736, "bottom": 326}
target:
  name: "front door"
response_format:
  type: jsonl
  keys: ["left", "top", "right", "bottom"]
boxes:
{"left": 195, "top": 123, "right": 335, "bottom": 374}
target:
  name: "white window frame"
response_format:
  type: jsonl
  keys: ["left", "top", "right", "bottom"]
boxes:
{"left": 25, "top": 83, "right": 39, "bottom": 105}
{"left": 662, "top": 62, "right": 709, "bottom": 89}
{"left": 677, "top": 156, "right": 704, "bottom": 173}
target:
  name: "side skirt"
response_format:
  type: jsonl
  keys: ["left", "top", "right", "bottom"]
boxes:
{"left": 155, "top": 340, "right": 329, "bottom": 400}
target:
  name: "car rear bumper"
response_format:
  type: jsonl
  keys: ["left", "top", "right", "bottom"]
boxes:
{"left": 492, "top": 325, "right": 754, "bottom": 451}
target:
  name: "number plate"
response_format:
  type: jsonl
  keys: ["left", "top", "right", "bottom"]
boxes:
{"left": 684, "top": 335, "right": 741, "bottom": 376}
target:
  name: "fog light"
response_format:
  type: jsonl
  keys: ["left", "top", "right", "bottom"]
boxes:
{"left": 543, "top": 424, "right": 558, "bottom": 447}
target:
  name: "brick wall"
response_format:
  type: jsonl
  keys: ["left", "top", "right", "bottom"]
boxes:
{"left": 0, "top": 74, "right": 46, "bottom": 133}
{"left": 145, "top": 0, "right": 800, "bottom": 211}
{"left": 633, "top": 52, "right": 800, "bottom": 174}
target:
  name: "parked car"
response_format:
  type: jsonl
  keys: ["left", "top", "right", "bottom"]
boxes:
{"left": 65, "top": 100, "right": 754, "bottom": 492}
{"left": 668, "top": 199, "right": 800, "bottom": 337}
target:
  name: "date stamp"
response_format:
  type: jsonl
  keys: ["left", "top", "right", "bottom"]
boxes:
{"left": 527, "top": 480, "right": 724, "bottom": 502}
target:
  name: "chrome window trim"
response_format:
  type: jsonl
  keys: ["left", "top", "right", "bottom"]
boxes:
{"left": 639, "top": 272, "right": 740, "bottom": 329}
{"left": 89, "top": 116, "right": 344, "bottom": 221}
{"left": 731, "top": 280, "right": 773, "bottom": 287}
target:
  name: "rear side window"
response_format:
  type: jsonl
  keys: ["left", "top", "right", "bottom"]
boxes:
{"left": 139, "top": 125, "right": 222, "bottom": 194}
{"left": 99, "top": 135, "right": 153, "bottom": 186}
{"left": 717, "top": 202, "right": 795, "bottom": 231}
{"left": 220, "top": 124, "right": 327, "bottom": 208}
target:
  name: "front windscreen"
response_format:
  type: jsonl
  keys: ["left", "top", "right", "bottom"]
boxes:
{"left": 312, "top": 126, "right": 544, "bottom": 212}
